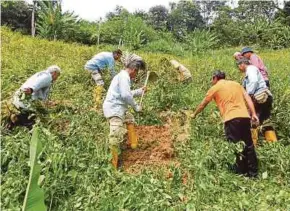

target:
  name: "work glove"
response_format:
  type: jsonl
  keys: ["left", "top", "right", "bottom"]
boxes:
{"left": 135, "top": 105, "right": 142, "bottom": 112}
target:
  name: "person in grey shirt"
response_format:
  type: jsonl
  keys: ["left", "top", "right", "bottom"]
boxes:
{"left": 6, "top": 65, "right": 61, "bottom": 130}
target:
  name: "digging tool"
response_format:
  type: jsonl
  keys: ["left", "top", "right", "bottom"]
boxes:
{"left": 140, "top": 71, "right": 158, "bottom": 106}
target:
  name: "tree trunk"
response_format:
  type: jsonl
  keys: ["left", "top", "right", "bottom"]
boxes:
{"left": 31, "top": 1, "right": 36, "bottom": 37}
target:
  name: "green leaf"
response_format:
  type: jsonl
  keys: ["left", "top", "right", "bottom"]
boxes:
{"left": 22, "top": 127, "right": 47, "bottom": 211}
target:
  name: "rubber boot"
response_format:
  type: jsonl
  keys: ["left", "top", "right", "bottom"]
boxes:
{"left": 110, "top": 146, "right": 119, "bottom": 169}
{"left": 93, "top": 86, "right": 104, "bottom": 110}
{"left": 127, "top": 123, "right": 138, "bottom": 149}
{"left": 265, "top": 130, "right": 277, "bottom": 142}
{"left": 251, "top": 128, "right": 258, "bottom": 147}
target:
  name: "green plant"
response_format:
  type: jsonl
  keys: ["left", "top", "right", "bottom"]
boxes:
{"left": 22, "top": 127, "right": 46, "bottom": 211}
{"left": 1, "top": 28, "right": 290, "bottom": 210}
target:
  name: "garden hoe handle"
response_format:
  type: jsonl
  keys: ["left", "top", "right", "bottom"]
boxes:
{"left": 140, "top": 71, "right": 150, "bottom": 106}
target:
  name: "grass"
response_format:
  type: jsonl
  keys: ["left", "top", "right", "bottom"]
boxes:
{"left": 1, "top": 28, "right": 290, "bottom": 210}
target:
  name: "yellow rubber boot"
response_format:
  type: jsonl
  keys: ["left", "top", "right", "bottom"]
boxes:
{"left": 251, "top": 128, "right": 258, "bottom": 147}
{"left": 127, "top": 123, "right": 138, "bottom": 149}
{"left": 110, "top": 146, "right": 119, "bottom": 169}
{"left": 265, "top": 130, "right": 277, "bottom": 142}
{"left": 93, "top": 86, "right": 104, "bottom": 110}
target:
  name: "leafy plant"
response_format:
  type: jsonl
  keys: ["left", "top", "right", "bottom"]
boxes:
{"left": 22, "top": 127, "right": 46, "bottom": 211}
{"left": 37, "top": 1, "right": 78, "bottom": 41}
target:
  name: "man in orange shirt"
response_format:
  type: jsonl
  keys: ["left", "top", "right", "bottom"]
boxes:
{"left": 191, "top": 70, "right": 259, "bottom": 177}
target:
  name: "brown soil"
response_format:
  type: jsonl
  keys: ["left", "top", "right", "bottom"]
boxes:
{"left": 122, "top": 125, "right": 177, "bottom": 174}
{"left": 121, "top": 111, "right": 192, "bottom": 174}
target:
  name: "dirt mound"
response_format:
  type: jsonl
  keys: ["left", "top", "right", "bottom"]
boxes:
{"left": 122, "top": 125, "right": 177, "bottom": 174}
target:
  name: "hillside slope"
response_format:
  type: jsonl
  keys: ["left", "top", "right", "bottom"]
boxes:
{"left": 1, "top": 28, "right": 290, "bottom": 210}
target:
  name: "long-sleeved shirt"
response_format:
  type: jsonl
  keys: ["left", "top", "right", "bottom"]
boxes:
{"left": 250, "top": 54, "right": 269, "bottom": 81}
{"left": 103, "top": 70, "right": 143, "bottom": 119}
{"left": 13, "top": 71, "right": 53, "bottom": 110}
{"left": 243, "top": 65, "right": 268, "bottom": 95}
{"left": 84, "top": 52, "right": 116, "bottom": 77}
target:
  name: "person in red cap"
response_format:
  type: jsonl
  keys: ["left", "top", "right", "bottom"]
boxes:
{"left": 241, "top": 47, "right": 270, "bottom": 88}
{"left": 191, "top": 70, "right": 259, "bottom": 178}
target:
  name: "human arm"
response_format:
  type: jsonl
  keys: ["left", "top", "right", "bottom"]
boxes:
{"left": 243, "top": 89, "right": 259, "bottom": 123}
{"left": 191, "top": 97, "right": 211, "bottom": 119}
{"left": 131, "top": 86, "right": 147, "bottom": 97}
{"left": 245, "top": 67, "right": 259, "bottom": 95}
{"left": 108, "top": 57, "right": 117, "bottom": 77}
{"left": 119, "top": 76, "right": 140, "bottom": 111}
{"left": 22, "top": 72, "right": 52, "bottom": 94}
{"left": 191, "top": 87, "right": 215, "bottom": 118}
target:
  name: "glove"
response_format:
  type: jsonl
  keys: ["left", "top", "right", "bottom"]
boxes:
{"left": 135, "top": 105, "right": 142, "bottom": 112}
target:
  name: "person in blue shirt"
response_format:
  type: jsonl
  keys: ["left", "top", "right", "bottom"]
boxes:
{"left": 85, "top": 49, "right": 122, "bottom": 110}
{"left": 237, "top": 58, "right": 277, "bottom": 144}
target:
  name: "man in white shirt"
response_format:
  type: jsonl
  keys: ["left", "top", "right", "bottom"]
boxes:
{"left": 5, "top": 65, "right": 61, "bottom": 130}
{"left": 103, "top": 60, "right": 146, "bottom": 169}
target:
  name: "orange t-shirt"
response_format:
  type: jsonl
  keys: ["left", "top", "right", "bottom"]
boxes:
{"left": 205, "top": 79, "right": 250, "bottom": 122}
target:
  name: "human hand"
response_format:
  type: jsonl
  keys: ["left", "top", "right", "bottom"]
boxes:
{"left": 251, "top": 114, "right": 259, "bottom": 125}
{"left": 190, "top": 113, "right": 196, "bottom": 119}
{"left": 135, "top": 105, "right": 142, "bottom": 112}
{"left": 142, "top": 86, "right": 147, "bottom": 93}
{"left": 23, "top": 88, "right": 33, "bottom": 94}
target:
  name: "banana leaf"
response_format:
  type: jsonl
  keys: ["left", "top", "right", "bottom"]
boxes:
{"left": 22, "top": 127, "right": 47, "bottom": 211}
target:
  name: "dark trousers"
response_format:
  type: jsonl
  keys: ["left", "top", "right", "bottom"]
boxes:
{"left": 225, "top": 118, "right": 258, "bottom": 177}
{"left": 254, "top": 95, "right": 273, "bottom": 126}
{"left": 8, "top": 112, "right": 36, "bottom": 130}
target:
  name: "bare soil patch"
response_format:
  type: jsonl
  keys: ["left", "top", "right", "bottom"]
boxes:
{"left": 122, "top": 125, "right": 177, "bottom": 174}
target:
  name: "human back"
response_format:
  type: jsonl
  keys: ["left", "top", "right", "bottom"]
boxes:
{"left": 85, "top": 52, "right": 114, "bottom": 71}
{"left": 207, "top": 79, "right": 249, "bottom": 122}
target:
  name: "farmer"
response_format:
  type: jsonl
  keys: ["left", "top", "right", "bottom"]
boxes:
{"left": 84, "top": 49, "right": 123, "bottom": 110}
{"left": 103, "top": 59, "right": 146, "bottom": 169}
{"left": 241, "top": 47, "right": 270, "bottom": 88}
{"left": 237, "top": 58, "right": 277, "bottom": 143}
{"left": 170, "top": 59, "right": 192, "bottom": 83}
{"left": 233, "top": 52, "right": 243, "bottom": 60}
{"left": 3, "top": 65, "right": 61, "bottom": 130}
{"left": 191, "top": 70, "right": 259, "bottom": 178}
{"left": 121, "top": 51, "right": 143, "bottom": 67}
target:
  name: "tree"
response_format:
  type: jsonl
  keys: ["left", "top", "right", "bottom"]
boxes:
{"left": 194, "top": 0, "right": 226, "bottom": 26}
{"left": 168, "top": 0, "right": 204, "bottom": 40}
{"left": 36, "top": 1, "right": 78, "bottom": 41}
{"left": 31, "top": 0, "right": 36, "bottom": 37}
{"left": 275, "top": 1, "right": 290, "bottom": 26}
{"left": 234, "top": 0, "right": 278, "bottom": 22}
{"left": 106, "top": 5, "right": 129, "bottom": 20}
{"left": 1, "top": 1, "right": 32, "bottom": 34}
{"left": 148, "top": 5, "right": 169, "bottom": 31}
{"left": 133, "top": 9, "right": 148, "bottom": 20}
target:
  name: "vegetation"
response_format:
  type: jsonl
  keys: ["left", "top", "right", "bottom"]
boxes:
{"left": 1, "top": 0, "right": 290, "bottom": 53}
{"left": 1, "top": 28, "right": 290, "bottom": 210}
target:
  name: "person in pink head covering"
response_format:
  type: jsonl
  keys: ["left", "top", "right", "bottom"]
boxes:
{"left": 241, "top": 47, "right": 270, "bottom": 88}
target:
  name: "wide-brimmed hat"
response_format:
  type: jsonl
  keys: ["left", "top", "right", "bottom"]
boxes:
{"left": 241, "top": 47, "right": 253, "bottom": 55}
